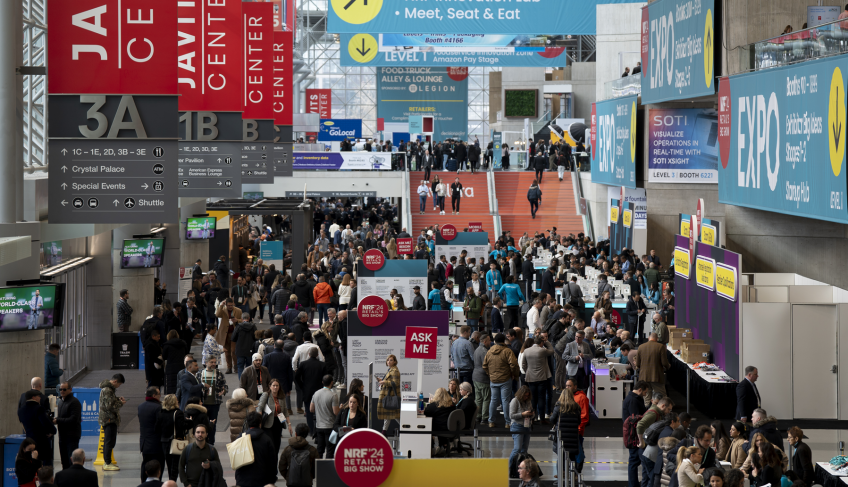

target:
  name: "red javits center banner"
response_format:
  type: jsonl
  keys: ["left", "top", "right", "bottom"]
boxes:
{"left": 243, "top": 1, "right": 274, "bottom": 120}
{"left": 306, "top": 88, "right": 332, "bottom": 119}
{"left": 273, "top": 31, "right": 293, "bottom": 126}
{"left": 48, "top": 0, "right": 176, "bottom": 94}
{"left": 177, "top": 0, "right": 243, "bottom": 111}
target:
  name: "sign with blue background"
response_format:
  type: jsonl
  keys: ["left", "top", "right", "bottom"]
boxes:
{"left": 408, "top": 115, "right": 423, "bottom": 134}
{"left": 642, "top": 0, "right": 715, "bottom": 104}
{"left": 318, "top": 119, "right": 362, "bottom": 142}
{"left": 328, "top": 0, "right": 640, "bottom": 35}
{"left": 648, "top": 108, "right": 719, "bottom": 183}
{"left": 340, "top": 34, "right": 571, "bottom": 67}
{"left": 377, "top": 67, "right": 468, "bottom": 141}
{"left": 591, "top": 95, "right": 638, "bottom": 188}
{"left": 718, "top": 55, "right": 848, "bottom": 224}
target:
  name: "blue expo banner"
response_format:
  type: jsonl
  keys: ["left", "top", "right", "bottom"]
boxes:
{"left": 642, "top": 0, "right": 716, "bottom": 104}
{"left": 260, "top": 241, "right": 284, "bottom": 270}
{"left": 591, "top": 95, "right": 638, "bottom": 188}
{"left": 294, "top": 152, "right": 392, "bottom": 170}
{"left": 648, "top": 108, "right": 719, "bottom": 183}
{"left": 717, "top": 55, "right": 848, "bottom": 224}
{"left": 318, "top": 119, "right": 362, "bottom": 142}
{"left": 340, "top": 34, "right": 571, "bottom": 67}
{"left": 74, "top": 387, "right": 103, "bottom": 436}
{"left": 328, "top": 0, "right": 640, "bottom": 35}
{"left": 377, "top": 67, "right": 468, "bottom": 141}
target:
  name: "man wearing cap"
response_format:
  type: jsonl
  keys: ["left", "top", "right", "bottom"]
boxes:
{"left": 239, "top": 353, "right": 271, "bottom": 401}
{"left": 411, "top": 286, "right": 426, "bottom": 310}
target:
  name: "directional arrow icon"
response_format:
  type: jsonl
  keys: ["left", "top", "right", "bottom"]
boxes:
{"left": 61, "top": 200, "right": 68, "bottom": 206}
{"left": 142, "top": 183, "right": 149, "bottom": 190}
{"left": 217, "top": 181, "right": 223, "bottom": 186}
{"left": 113, "top": 199, "right": 120, "bottom": 207}
{"left": 356, "top": 37, "right": 371, "bottom": 57}
{"left": 61, "top": 149, "right": 68, "bottom": 155}
{"left": 217, "top": 158, "right": 222, "bottom": 163}
{"left": 61, "top": 166, "right": 68, "bottom": 173}
{"left": 61, "top": 182, "right": 68, "bottom": 190}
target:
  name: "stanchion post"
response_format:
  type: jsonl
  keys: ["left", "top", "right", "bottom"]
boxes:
{"left": 557, "top": 428, "right": 564, "bottom": 487}
{"left": 686, "top": 366, "right": 691, "bottom": 414}
{"left": 368, "top": 361, "right": 374, "bottom": 430}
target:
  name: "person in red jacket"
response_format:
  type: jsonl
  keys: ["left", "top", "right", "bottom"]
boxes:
{"left": 567, "top": 378, "right": 590, "bottom": 474}
{"left": 312, "top": 276, "right": 334, "bottom": 326}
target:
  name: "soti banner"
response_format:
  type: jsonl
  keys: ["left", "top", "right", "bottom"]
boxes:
{"left": 0, "top": 286, "right": 57, "bottom": 332}
{"left": 318, "top": 119, "right": 362, "bottom": 142}
{"left": 293, "top": 152, "right": 392, "bottom": 170}
{"left": 717, "top": 56, "right": 848, "bottom": 224}
{"left": 340, "top": 33, "right": 570, "bottom": 67}
{"left": 648, "top": 108, "right": 719, "bottom": 183}
{"left": 327, "top": 0, "right": 640, "bottom": 35}
{"left": 591, "top": 95, "right": 638, "bottom": 188}
{"left": 641, "top": 0, "right": 716, "bottom": 104}
{"left": 377, "top": 67, "right": 468, "bottom": 141}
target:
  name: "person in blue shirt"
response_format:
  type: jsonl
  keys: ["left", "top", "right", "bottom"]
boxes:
{"left": 450, "top": 325, "right": 476, "bottom": 390}
{"left": 644, "top": 281, "right": 660, "bottom": 305}
{"left": 428, "top": 281, "right": 442, "bottom": 310}
{"left": 427, "top": 237, "right": 435, "bottom": 256}
{"left": 497, "top": 276, "right": 525, "bottom": 328}
{"left": 485, "top": 262, "right": 503, "bottom": 303}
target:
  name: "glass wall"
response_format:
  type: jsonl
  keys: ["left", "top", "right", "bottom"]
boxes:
{"left": 44, "top": 265, "right": 88, "bottom": 381}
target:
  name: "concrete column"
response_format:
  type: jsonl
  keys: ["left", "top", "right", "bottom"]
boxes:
{"left": 112, "top": 225, "right": 156, "bottom": 332}
{"left": 15, "top": 0, "right": 23, "bottom": 222}
{"left": 0, "top": 0, "right": 19, "bottom": 223}
{"left": 86, "top": 231, "right": 114, "bottom": 370}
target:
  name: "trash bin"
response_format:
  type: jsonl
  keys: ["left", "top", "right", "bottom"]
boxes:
{"left": 111, "top": 332, "right": 139, "bottom": 369}
{"left": 2, "top": 435, "right": 25, "bottom": 487}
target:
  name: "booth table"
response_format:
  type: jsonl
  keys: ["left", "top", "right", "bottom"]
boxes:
{"left": 815, "top": 462, "right": 848, "bottom": 487}
{"left": 589, "top": 360, "right": 633, "bottom": 418}
{"left": 665, "top": 345, "right": 737, "bottom": 419}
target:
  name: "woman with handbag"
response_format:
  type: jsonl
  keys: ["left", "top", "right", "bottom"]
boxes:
{"left": 158, "top": 394, "right": 187, "bottom": 481}
{"left": 254, "top": 275, "right": 267, "bottom": 324}
{"left": 257, "top": 379, "right": 293, "bottom": 455}
{"left": 377, "top": 354, "right": 401, "bottom": 436}
{"left": 549, "top": 389, "right": 582, "bottom": 479}
{"left": 328, "top": 394, "right": 368, "bottom": 457}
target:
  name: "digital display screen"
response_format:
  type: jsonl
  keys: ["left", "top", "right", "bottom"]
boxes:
{"left": 0, "top": 284, "right": 64, "bottom": 332}
{"left": 186, "top": 217, "right": 217, "bottom": 240}
{"left": 121, "top": 238, "right": 165, "bottom": 268}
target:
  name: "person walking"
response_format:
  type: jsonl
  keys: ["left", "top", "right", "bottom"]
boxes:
{"left": 239, "top": 353, "right": 269, "bottom": 402}
{"left": 436, "top": 178, "right": 448, "bottom": 215}
{"left": 527, "top": 180, "right": 542, "bottom": 219}
{"left": 310, "top": 375, "right": 340, "bottom": 459}
{"left": 294, "top": 347, "right": 325, "bottom": 436}
{"left": 214, "top": 298, "right": 241, "bottom": 374}
{"left": 312, "top": 276, "right": 334, "bottom": 327}
{"left": 450, "top": 177, "right": 463, "bottom": 215}
{"left": 162, "top": 330, "right": 187, "bottom": 395}
{"left": 196, "top": 357, "right": 228, "bottom": 445}
{"left": 509, "top": 385, "right": 534, "bottom": 472}
{"left": 225, "top": 388, "right": 255, "bottom": 442}
{"left": 262, "top": 339, "right": 294, "bottom": 415}
{"left": 278, "top": 423, "right": 318, "bottom": 486}
{"left": 177, "top": 424, "right": 223, "bottom": 487}
{"left": 534, "top": 151, "right": 547, "bottom": 183}
{"left": 178, "top": 359, "right": 203, "bottom": 411}
{"left": 550, "top": 388, "right": 582, "bottom": 479}
{"left": 451, "top": 326, "right": 476, "bottom": 390}
{"left": 137, "top": 386, "right": 164, "bottom": 483}
{"left": 54, "top": 382, "right": 81, "bottom": 470}
{"left": 521, "top": 335, "right": 555, "bottom": 424}
{"left": 98, "top": 374, "right": 126, "bottom": 471}
{"left": 634, "top": 333, "right": 670, "bottom": 405}
{"left": 116, "top": 289, "right": 133, "bottom": 332}
{"left": 158, "top": 394, "right": 186, "bottom": 482}
{"left": 483, "top": 333, "right": 521, "bottom": 427}
{"left": 234, "top": 412, "right": 278, "bottom": 487}
{"left": 231, "top": 316, "right": 258, "bottom": 379}
{"left": 417, "top": 180, "right": 429, "bottom": 215}
{"left": 377, "top": 354, "right": 401, "bottom": 436}
{"left": 257, "top": 379, "right": 294, "bottom": 455}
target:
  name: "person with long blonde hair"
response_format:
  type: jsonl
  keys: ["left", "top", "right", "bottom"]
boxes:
{"left": 549, "top": 389, "right": 582, "bottom": 477}
{"left": 338, "top": 274, "right": 352, "bottom": 310}
{"left": 424, "top": 387, "right": 457, "bottom": 449}
{"left": 676, "top": 446, "right": 705, "bottom": 487}
{"left": 387, "top": 238, "right": 398, "bottom": 259}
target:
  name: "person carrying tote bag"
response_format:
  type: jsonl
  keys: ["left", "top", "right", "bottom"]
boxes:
{"left": 227, "top": 432, "right": 255, "bottom": 470}
{"left": 377, "top": 354, "right": 401, "bottom": 436}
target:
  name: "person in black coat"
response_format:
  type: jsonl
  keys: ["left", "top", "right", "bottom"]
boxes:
{"left": 138, "top": 387, "right": 164, "bottom": 483}
{"left": 330, "top": 395, "right": 369, "bottom": 457}
{"left": 622, "top": 381, "right": 649, "bottom": 419}
{"left": 456, "top": 384, "right": 477, "bottom": 429}
{"left": 540, "top": 267, "right": 561, "bottom": 298}
{"left": 491, "top": 302, "right": 505, "bottom": 333}
{"left": 294, "top": 348, "right": 326, "bottom": 434}
{"left": 735, "top": 366, "right": 761, "bottom": 422}
{"left": 788, "top": 426, "right": 814, "bottom": 487}
{"left": 313, "top": 329, "right": 337, "bottom": 377}
{"left": 521, "top": 257, "right": 536, "bottom": 299}
{"left": 55, "top": 383, "right": 82, "bottom": 470}
{"left": 534, "top": 153, "right": 547, "bottom": 183}
{"left": 178, "top": 360, "right": 204, "bottom": 411}
{"left": 161, "top": 332, "right": 188, "bottom": 395}
{"left": 55, "top": 451, "right": 98, "bottom": 487}
{"left": 14, "top": 438, "right": 41, "bottom": 487}
{"left": 159, "top": 396, "right": 187, "bottom": 482}
{"left": 549, "top": 390, "right": 581, "bottom": 467}
{"left": 144, "top": 330, "right": 165, "bottom": 388}
{"left": 456, "top": 142, "right": 468, "bottom": 171}
{"left": 18, "top": 390, "right": 56, "bottom": 463}
{"left": 411, "top": 286, "right": 426, "bottom": 310}
{"left": 18, "top": 386, "right": 49, "bottom": 413}
{"left": 624, "top": 292, "right": 647, "bottom": 343}
{"left": 262, "top": 341, "right": 294, "bottom": 401}
{"left": 235, "top": 413, "right": 278, "bottom": 487}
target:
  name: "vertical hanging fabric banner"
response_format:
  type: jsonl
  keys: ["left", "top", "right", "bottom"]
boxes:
{"left": 273, "top": 30, "right": 294, "bottom": 177}
{"left": 242, "top": 1, "right": 275, "bottom": 184}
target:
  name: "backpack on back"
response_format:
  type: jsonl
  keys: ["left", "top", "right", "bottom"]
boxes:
{"left": 287, "top": 449, "right": 313, "bottom": 487}
{"left": 644, "top": 418, "right": 670, "bottom": 446}
{"left": 623, "top": 413, "right": 643, "bottom": 448}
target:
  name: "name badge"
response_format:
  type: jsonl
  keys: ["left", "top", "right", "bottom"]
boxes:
{"left": 257, "top": 385, "right": 264, "bottom": 394}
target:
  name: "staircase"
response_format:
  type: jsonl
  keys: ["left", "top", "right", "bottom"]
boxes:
{"left": 408, "top": 171, "right": 495, "bottom": 239}
{"left": 494, "top": 171, "right": 583, "bottom": 240}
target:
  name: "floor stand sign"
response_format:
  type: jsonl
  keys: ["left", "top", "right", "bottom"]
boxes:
{"left": 434, "top": 230, "right": 490, "bottom": 270}
{"left": 356, "top": 254, "right": 427, "bottom": 311}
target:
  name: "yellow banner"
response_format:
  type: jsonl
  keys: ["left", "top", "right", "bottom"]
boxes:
{"left": 623, "top": 209, "right": 633, "bottom": 228}
{"left": 610, "top": 206, "right": 620, "bottom": 224}
{"left": 695, "top": 256, "right": 716, "bottom": 290}
{"left": 716, "top": 263, "right": 737, "bottom": 301}
{"left": 382, "top": 459, "right": 508, "bottom": 487}
{"left": 674, "top": 247, "right": 690, "bottom": 279}
{"left": 680, "top": 219, "right": 690, "bottom": 238}
{"left": 701, "top": 224, "right": 716, "bottom": 246}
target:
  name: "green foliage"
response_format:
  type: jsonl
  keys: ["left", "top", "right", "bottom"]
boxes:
{"left": 504, "top": 90, "right": 537, "bottom": 117}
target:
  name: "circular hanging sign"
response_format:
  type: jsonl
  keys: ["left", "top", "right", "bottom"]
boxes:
{"left": 441, "top": 224, "right": 457, "bottom": 241}
{"left": 610, "top": 310, "right": 623, "bottom": 326}
{"left": 358, "top": 295, "right": 389, "bottom": 327}
{"left": 447, "top": 67, "right": 469, "bottom": 81}
{"left": 334, "top": 429, "right": 394, "bottom": 487}
{"left": 362, "top": 249, "right": 385, "bottom": 271}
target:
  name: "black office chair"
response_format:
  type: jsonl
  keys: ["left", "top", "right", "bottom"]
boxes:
{"left": 435, "top": 409, "right": 466, "bottom": 457}
{"left": 454, "top": 404, "right": 478, "bottom": 456}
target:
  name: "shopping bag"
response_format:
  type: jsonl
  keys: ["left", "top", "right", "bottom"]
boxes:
{"left": 226, "top": 432, "right": 255, "bottom": 470}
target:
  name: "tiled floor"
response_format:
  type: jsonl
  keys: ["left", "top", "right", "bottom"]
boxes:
{"left": 53, "top": 320, "right": 848, "bottom": 486}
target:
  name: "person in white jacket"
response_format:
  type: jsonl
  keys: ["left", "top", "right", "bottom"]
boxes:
{"left": 676, "top": 446, "right": 705, "bottom": 487}
{"left": 291, "top": 335, "right": 325, "bottom": 371}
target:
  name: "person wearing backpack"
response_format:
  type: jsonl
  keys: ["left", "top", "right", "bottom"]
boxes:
{"left": 637, "top": 397, "right": 674, "bottom": 487}
{"left": 279, "top": 423, "right": 318, "bottom": 487}
{"left": 622, "top": 381, "right": 650, "bottom": 487}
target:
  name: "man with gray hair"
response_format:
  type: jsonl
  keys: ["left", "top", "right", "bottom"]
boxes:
{"left": 650, "top": 313, "right": 668, "bottom": 345}
{"left": 749, "top": 407, "right": 783, "bottom": 450}
{"left": 271, "top": 313, "right": 287, "bottom": 341}
{"left": 292, "top": 311, "right": 310, "bottom": 345}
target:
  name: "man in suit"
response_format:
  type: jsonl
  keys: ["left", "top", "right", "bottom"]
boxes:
{"left": 139, "top": 459, "right": 164, "bottom": 487}
{"left": 191, "top": 259, "right": 203, "bottom": 282}
{"left": 295, "top": 347, "right": 326, "bottom": 436}
{"left": 562, "top": 330, "right": 593, "bottom": 389}
{"left": 55, "top": 449, "right": 98, "bottom": 487}
{"left": 18, "top": 377, "right": 50, "bottom": 412}
{"left": 178, "top": 359, "right": 204, "bottom": 411}
{"left": 18, "top": 389, "right": 56, "bottom": 463}
{"left": 37, "top": 466, "right": 55, "bottom": 487}
{"left": 54, "top": 382, "right": 82, "bottom": 470}
{"left": 491, "top": 298, "right": 505, "bottom": 333}
{"left": 634, "top": 333, "right": 670, "bottom": 406}
{"left": 138, "top": 386, "right": 164, "bottom": 483}
{"left": 625, "top": 292, "right": 648, "bottom": 344}
{"left": 540, "top": 266, "right": 561, "bottom": 297}
{"left": 736, "top": 366, "right": 761, "bottom": 423}
{"left": 521, "top": 258, "right": 536, "bottom": 300}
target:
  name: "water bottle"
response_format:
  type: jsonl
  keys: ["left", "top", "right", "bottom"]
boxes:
{"left": 418, "top": 392, "right": 424, "bottom": 414}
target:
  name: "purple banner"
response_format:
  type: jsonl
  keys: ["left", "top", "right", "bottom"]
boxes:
{"left": 293, "top": 152, "right": 393, "bottom": 170}
{"left": 674, "top": 235, "right": 741, "bottom": 378}
{"left": 349, "top": 310, "right": 450, "bottom": 337}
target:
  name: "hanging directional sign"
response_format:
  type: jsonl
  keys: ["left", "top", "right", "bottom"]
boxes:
{"left": 47, "top": 0, "right": 178, "bottom": 224}
{"left": 178, "top": 112, "right": 243, "bottom": 197}
{"left": 242, "top": 1, "right": 275, "bottom": 184}
{"left": 273, "top": 30, "right": 294, "bottom": 177}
